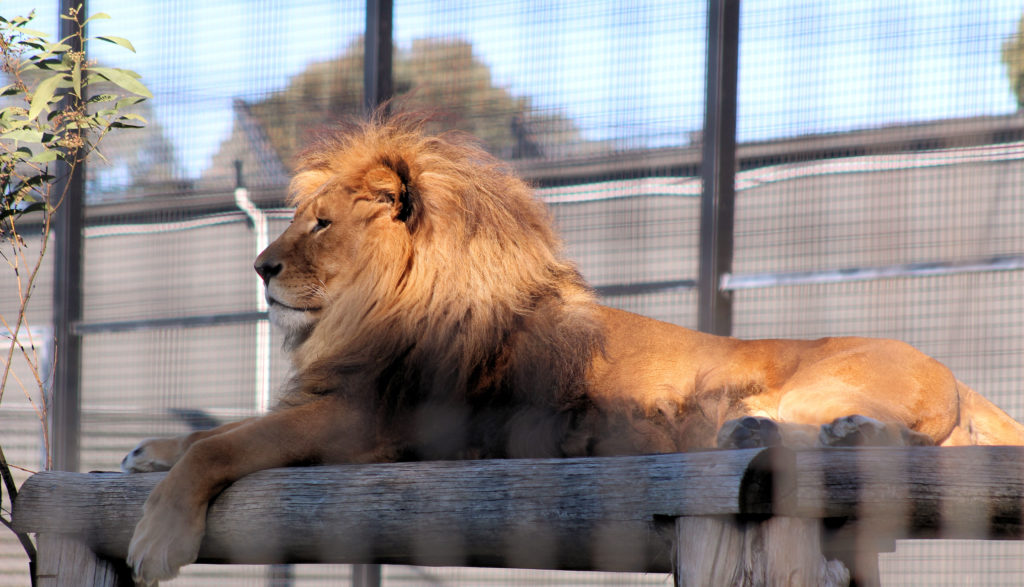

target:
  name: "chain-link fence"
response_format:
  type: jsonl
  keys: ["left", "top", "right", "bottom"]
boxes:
{"left": 3, "top": 0, "right": 1024, "bottom": 585}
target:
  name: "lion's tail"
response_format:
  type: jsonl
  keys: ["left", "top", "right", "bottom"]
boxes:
{"left": 944, "top": 381, "right": 1024, "bottom": 446}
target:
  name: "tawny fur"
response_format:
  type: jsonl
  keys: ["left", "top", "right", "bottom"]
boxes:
{"left": 122, "top": 113, "right": 1024, "bottom": 584}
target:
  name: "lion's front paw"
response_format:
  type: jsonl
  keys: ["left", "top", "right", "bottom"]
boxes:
{"left": 819, "top": 415, "right": 932, "bottom": 447}
{"left": 717, "top": 416, "right": 783, "bottom": 449}
{"left": 127, "top": 487, "right": 207, "bottom": 585}
{"left": 122, "top": 438, "right": 181, "bottom": 473}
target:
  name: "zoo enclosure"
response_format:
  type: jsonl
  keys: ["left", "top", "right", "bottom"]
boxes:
{"left": 3, "top": 0, "right": 1024, "bottom": 585}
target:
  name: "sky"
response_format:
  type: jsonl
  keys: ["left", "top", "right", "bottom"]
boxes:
{"left": 2, "top": 0, "right": 1023, "bottom": 180}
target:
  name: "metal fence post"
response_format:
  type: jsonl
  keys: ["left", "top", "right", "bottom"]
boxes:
{"left": 51, "top": 0, "right": 87, "bottom": 473}
{"left": 697, "top": 0, "right": 740, "bottom": 336}
{"left": 353, "top": 7, "right": 389, "bottom": 587}
{"left": 364, "top": 0, "right": 394, "bottom": 114}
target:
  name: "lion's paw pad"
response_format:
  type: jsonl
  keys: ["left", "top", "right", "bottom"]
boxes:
{"left": 818, "top": 415, "right": 930, "bottom": 447}
{"left": 717, "top": 416, "right": 783, "bottom": 449}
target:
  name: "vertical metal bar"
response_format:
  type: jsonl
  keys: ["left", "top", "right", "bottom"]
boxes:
{"left": 358, "top": 5, "right": 391, "bottom": 585}
{"left": 352, "top": 5, "right": 394, "bottom": 583}
{"left": 364, "top": 0, "right": 394, "bottom": 114}
{"left": 697, "top": 0, "right": 740, "bottom": 336}
{"left": 51, "top": 0, "right": 87, "bottom": 472}
{"left": 352, "top": 563, "right": 382, "bottom": 587}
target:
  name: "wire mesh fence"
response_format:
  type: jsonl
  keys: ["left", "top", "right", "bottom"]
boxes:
{"left": 2, "top": 0, "right": 1024, "bottom": 585}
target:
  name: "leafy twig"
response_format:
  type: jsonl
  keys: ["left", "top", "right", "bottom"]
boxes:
{"left": 0, "top": 7, "right": 150, "bottom": 580}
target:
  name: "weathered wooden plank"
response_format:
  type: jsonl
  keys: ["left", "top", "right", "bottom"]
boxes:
{"left": 34, "top": 534, "right": 133, "bottom": 587}
{"left": 793, "top": 446, "right": 1024, "bottom": 540}
{"left": 20, "top": 446, "right": 1021, "bottom": 579}
{"left": 13, "top": 447, "right": 789, "bottom": 573}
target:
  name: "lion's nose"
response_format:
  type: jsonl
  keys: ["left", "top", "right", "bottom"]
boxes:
{"left": 254, "top": 260, "right": 282, "bottom": 283}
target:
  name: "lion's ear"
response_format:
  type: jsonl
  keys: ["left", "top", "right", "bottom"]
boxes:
{"left": 364, "top": 163, "right": 416, "bottom": 226}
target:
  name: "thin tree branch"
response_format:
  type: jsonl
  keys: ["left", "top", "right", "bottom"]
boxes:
{"left": 0, "top": 445, "right": 36, "bottom": 562}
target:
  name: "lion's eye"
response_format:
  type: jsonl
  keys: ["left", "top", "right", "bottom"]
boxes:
{"left": 312, "top": 217, "right": 332, "bottom": 234}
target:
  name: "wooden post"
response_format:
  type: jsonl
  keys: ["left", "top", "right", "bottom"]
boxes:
{"left": 674, "top": 516, "right": 849, "bottom": 586}
{"left": 34, "top": 534, "right": 133, "bottom": 587}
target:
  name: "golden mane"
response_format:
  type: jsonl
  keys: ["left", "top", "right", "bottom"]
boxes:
{"left": 279, "top": 115, "right": 603, "bottom": 448}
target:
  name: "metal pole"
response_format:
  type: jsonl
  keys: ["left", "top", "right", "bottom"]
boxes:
{"left": 364, "top": 0, "right": 393, "bottom": 115}
{"left": 697, "top": 0, "right": 740, "bottom": 336}
{"left": 352, "top": 562, "right": 382, "bottom": 587}
{"left": 351, "top": 7, "right": 390, "bottom": 584}
{"left": 51, "top": 0, "right": 87, "bottom": 472}
{"left": 233, "top": 162, "right": 271, "bottom": 414}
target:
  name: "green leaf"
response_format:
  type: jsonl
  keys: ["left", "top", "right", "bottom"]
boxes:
{"left": 95, "top": 36, "right": 136, "bottom": 53}
{"left": 72, "top": 59, "right": 83, "bottom": 98}
{"left": 22, "top": 173, "right": 54, "bottom": 187}
{"left": 19, "top": 41, "right": 48, "bottom": 52}
{"left": 115, "top": 95, "right": 146, "bottom": 109}
{"left": 28, "top": 74, "right": 67, "bottom": 120}
{"left": 17, "top": 202, "right": 46, "bottom": 214}
{"left": 86, "top": 93, "right": 118, "bottom": 104}
{"left": 10, "top": 26, "right": 50, "bottom": 38}
{"left": 1, "top": 129, "right": 44, "bottom": 143}
{"left": 38, "top": 42, "right": 71, "bottom": 54}
{"left": 62, "top": 121, "right": 91, "bottom": 130}
{"left": 89, "top": 67, "right": 153, "bottom": 98}
{"left": 0, "top": 112, "right": 28, "bottom": 131}
{"left": 83, "top": 12, "right": 111, "bottom": 25}
{"left": 27, "top": 57, "right": 68, "bottom": 72}
{"left": 28, "top": 150, "right": 59, "bottom": 163}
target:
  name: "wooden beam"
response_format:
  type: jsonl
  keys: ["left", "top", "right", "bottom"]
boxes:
{"left": 13, "top": 448, "right": 789, "bottom": 573}
{"left": 793, "top": 446, "right": 1024, "bottom": 539}
{"left": 17, "top": 446, "right": 1024, "bottom": 583}
{"left": 34, "top": 534, "right": 133, "bottom": 587}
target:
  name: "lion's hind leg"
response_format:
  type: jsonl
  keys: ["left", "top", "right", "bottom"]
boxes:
{"left": 716, "top": 415, "right": 931, "bottom": 449}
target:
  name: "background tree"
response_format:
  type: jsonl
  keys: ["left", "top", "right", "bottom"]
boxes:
{"left": 244, "top": 36, "right": 583, "bottom": 168}
{"left": 2, "top": 68, "right": 179, "bottom": 201}
{"left": 80, "top": 82, "right": 180, "bottom": 200}
{"left": 1002, "top": 14, "right": 1024, "bottom": 108}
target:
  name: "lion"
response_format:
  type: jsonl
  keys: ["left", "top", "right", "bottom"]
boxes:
{"left": 122, "top": 113, "right": 1024, "bottom": 584}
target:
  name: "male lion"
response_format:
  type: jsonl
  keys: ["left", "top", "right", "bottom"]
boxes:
{"left": 123, "top": 114, "right": 1024, "bottom": 583}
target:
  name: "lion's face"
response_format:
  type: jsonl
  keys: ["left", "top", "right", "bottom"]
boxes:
{"left": 254, "top": 162, "right": 415, "bottom": 340}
